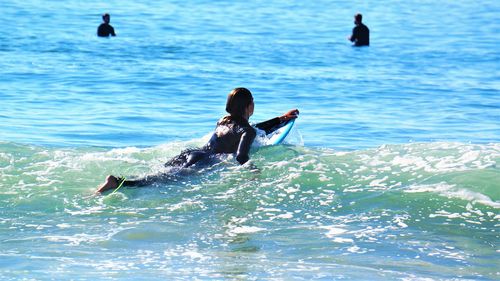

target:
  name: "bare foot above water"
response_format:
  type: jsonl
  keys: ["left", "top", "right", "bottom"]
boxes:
{"left": 95, "top": 175, "right": 119, "bottom": 194}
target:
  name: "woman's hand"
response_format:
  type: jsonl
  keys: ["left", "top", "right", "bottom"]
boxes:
{"left": 280, "top": 109, "right": 299, "bottom": 122}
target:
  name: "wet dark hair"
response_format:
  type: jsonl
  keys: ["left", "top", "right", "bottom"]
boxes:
{"left": 102, "top": 13, "right": 110, "bottom": 20}
{"left": 355, "top": 13, "right": 362, "bottom": 22}
{"left": 221, "top": 87, "right": 253, "bottom": 125}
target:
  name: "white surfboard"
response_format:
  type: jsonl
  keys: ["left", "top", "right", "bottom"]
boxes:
{"left": 264, "top": 119, "right": 295, "bottom": 145}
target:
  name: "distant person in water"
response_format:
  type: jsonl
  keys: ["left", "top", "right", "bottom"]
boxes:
{"left": 97, "top": 13, "right": 116, "bottom": 37}
{"left": 348, "top": 13, "right": 369, "bottom": 46}
{"left": 96, "top": 87, "right": 299, "bottom": 193}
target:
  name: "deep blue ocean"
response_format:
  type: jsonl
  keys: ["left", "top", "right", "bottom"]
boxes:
{"left": 0, "top": 0, "right": 499, "bottom": 280}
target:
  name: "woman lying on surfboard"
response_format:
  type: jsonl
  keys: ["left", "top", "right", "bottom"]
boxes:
{"left": 96, "top": 87, "right": 299, "bottom": 193}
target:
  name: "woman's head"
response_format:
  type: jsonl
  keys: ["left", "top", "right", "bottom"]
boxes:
{"left": 102, "top": 13, "right": 111, "bottom": 23}
{"left": 226, "top": 87, "right": 254, "bottom": 120}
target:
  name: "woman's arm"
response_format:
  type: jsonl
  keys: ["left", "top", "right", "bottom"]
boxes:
{"left": 255, "top": 117, "right": 281, "bottom": 134}
{"left": 255, "top": 109, "right": 299, "bottom": 134}
{"left": 236, "top": 127, "right": 257, "bottom": 164}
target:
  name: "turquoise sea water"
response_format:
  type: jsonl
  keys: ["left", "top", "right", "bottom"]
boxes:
{"left": 1, "top": 0, "right": 499, "bottom": 280}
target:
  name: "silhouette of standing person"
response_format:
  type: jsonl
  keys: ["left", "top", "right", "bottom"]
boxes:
{"left": 97, "top": 13, "right": 116, "bottom": 37}
{"left": 349, "top": 13, "right": 369, "bottom": 46}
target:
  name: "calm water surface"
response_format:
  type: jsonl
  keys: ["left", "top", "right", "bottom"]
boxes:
{"left": 0, "top": 0, "right": 499, "bottom": 280}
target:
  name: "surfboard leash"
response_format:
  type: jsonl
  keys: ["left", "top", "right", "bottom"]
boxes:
{"left": 110, "top": 177, "right": 126, "bottom": 195}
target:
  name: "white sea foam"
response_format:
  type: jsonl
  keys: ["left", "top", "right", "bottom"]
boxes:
{"left": 231, "top": 226, "right": 266, "bottom": 234}
{"left": 369, "top": 176, "right": 388, "bottom": 187}
{"left": 406, "top": 183, "right": 500, "bottom": 208}
{"left": 319, "top": 225, "right": 348, "bottom": 238}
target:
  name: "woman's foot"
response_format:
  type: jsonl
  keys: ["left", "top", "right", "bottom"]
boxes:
{"left": 96, "top": 175, "right": 119, "bottom": 193}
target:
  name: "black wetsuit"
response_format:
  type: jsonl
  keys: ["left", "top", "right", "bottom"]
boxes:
{"left": 350, "top": 23, "right": 369, "bottom": 46}
{"left": 97, "top": 23, "right": 116, "bottom": 37}
{"left": 121, "top": 116, "right": 282, "bottom": 187}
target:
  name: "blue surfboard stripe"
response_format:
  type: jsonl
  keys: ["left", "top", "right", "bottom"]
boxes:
{"left": 267, "top": 119, "right": 295, "bottom": 145}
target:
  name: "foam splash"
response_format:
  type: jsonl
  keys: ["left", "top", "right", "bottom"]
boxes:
{"left": 406, "top": 182, "right": 500, "bottom": 208}
{"left": 0, "top": 141, "right": 498, "bottom": 280}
